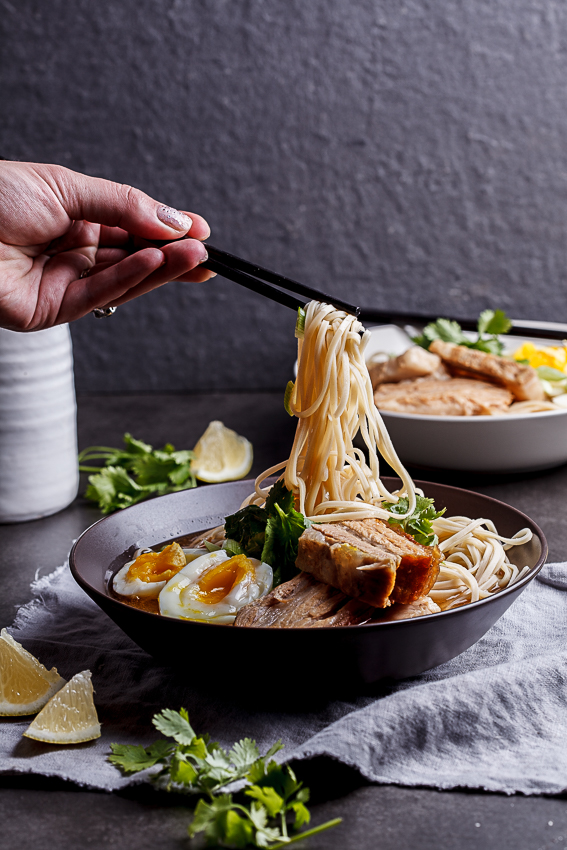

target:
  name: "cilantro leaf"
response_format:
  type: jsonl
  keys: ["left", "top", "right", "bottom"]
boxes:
{"left": 382, "top": 495, "right": 445, "bottom": 547}
{"left": 108, "top": 739, "right": 173, "bottom": 773}
{"left": 109, "top": 709, "right": 341, "bottom": 849}
{"left": 224, "top": 505, "right": 267, "bottom": 559}
{"left": 79, "top": 433, "right": 197, "bottom": 514}
{"left": 83, "top": 467, "right": 151, "bottom": 514}
{"left": 153, "top": 707, "right": 196, "bottom": 745}
{"left": 170, "top": 756, "right": 198, "bottom": 786}
{"left": 229, "top": 738, "right": 261, "bottom": 771}
{"left": 224, "top": 809, "right": 256, "bottom": 848}
{"left": 290, "top": 800, "right": 311, "bottom": 828}
{"left": 264, "top": 479, "right": 295, "bottom": 514}
{"left": 245, "top": 785, "right": 284, "bottom": 818}
{"left": 188, "top": 794, "right": 236, "bottom": 841}
{"left": 413, "top": 310, "right": 512, "bottom": 357}
{"left": 413, "top": 318, "right": 468, "bottom": 349}
{"left": 224, "top": 482, "right": 309, "bottom": 587}
{"left": 477, "top": 308, "right": 512, "bottom": 336}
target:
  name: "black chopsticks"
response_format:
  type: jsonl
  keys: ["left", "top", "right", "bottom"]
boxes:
{"left": 357, "top": 308, "right": 567, "bottom": 341}
{"left": 140, "top": 235, "right": 360, "bottom": 316}
{"left": 201, "top": 244, "right": 361, "bottom": 317}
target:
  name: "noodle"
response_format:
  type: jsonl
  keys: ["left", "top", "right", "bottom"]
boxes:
{"left": 246, "top": 301, "right": 532, "bottom": 610}
{"left": 506, "top": 400, "right": 559, "bottom": 414}
{"left": 429, "top": 516, "right": 531, "bottom": 609}
{"left": 249, "top": 302, "right": 416, "bottom": 523}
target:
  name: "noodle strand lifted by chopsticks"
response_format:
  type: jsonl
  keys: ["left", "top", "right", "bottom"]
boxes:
{"left": 248, "top": 302, "right": 416, "bottom": 522}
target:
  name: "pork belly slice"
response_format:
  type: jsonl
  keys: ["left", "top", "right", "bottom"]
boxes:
{"left": 429, "top": 339, "right": 544, "bottom": 401}
{"left": 374, "top": 377, "right": 512, "bottom": 415}
{"left": 234, "top": 572, "right": 376, "bottom": 628}
{"left": 340, "top": 518, "right": 442, "bottom": 605}
{"left": 295, "top": 524, "right": 398, "bottom": 608}
{"left": 295, "top": 518, "right": 441, "bottom": 608}
{"left": 369, "top": 346, "right": 441, "bottom": 390}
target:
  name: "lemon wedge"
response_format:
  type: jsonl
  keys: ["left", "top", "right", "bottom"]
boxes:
{"left": 0, "top": 628, "right": 66, "bottom": 716}
{"left": 23, "top": 670, "right": 101, "bottom": 744}
{"left": 192, "top": 420, "right": 253, "bottom": 483}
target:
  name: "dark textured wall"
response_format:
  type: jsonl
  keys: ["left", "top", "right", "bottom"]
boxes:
{"left": 2, "top": 0, "right": 567, "bottom": 391}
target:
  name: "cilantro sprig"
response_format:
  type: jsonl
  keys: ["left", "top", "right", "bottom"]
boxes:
{"left": 109, "top": 708, "right": 341, "bottom": 849}
{"left": 382, "top": 494, "right": 445, "bottom": 547}
{"left": 413, "top": 309, "right": 512, "bottom": 356}
{"left": 78, "top": 433, "right": 196, "bottom": 514}
{"left": 224, "top": 480, "right": 310, "bottom": 586}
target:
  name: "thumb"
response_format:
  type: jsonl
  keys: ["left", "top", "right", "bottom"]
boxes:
{"left": 38, "top": 164, "right": 210, "bottom": 240}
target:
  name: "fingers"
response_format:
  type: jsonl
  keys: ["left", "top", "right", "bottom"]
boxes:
{"left": 55, "top": 237, "right": 210, "bottom": 322}
{"left": 168, "top": 267, "right": 217, "bottom": 284}
{"left": 54, "top": 248, "right": 167, "bottom": 323}
{"left": 36, "top": 163, "right": 211, "bottom": 242}
{"left": 103, "top": 239, "right": 213, "bottom": 306}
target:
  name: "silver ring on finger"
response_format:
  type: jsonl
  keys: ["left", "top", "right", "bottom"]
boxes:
{"left": 92, "top": 306, "right": 117, "bottom": 319}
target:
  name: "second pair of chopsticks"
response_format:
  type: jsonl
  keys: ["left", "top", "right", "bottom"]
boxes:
{"left": 144, "top": 236, "right": 567, "bottom": 340}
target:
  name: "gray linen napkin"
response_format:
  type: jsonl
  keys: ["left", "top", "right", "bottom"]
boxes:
{"left": 1, "top": 560, "right": 566, "bottom": 794}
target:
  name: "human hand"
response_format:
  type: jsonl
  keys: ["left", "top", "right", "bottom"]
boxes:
{"left": 0, "top": 161, "right": 213, "bottom": 331}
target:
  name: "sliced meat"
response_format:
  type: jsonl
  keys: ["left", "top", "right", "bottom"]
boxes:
{"left": 234, "top": 575, "right": 441, "bottom": 628}
{"left": 295, "top": 517, "right": 441, "bottom": 607}
{"left": 369, "top": 346, "right": 441, "bottom": 389}
{"left": 296, "top": 524, "right": 398, "bottom": 607}
{"left": 340, "top": 518, "right": 442, "bottom": 604}
{"left": 234, "top": 572, "right": 376, "bottom": 628}
{"left": 374, "top": 377, "right": 512, "bottom": 415}
{"left": 376, "top": 595, "right": 441, "bottom": 621}
{"left": 429, "top": 340, "right": 544, "bottom": 401}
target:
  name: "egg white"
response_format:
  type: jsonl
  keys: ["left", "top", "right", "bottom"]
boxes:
{"left": 158, "top": 550, "right": 273, "bottom": 623}
{"left": 113, "top": 547, "right": 207, "bottom": 599}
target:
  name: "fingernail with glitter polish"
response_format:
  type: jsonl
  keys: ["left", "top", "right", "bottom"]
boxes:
{"left": 198, "top": 249, "right": 209, "bottom": 264}
{"left": 157, "top": 205, "right": 193, "bottom": 232}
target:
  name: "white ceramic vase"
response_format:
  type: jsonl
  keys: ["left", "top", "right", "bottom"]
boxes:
{"left": 0, "top": 325, "right": 79, "bottom": 522}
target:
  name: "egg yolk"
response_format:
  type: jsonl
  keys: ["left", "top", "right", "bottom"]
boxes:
{"left": 128, "top": 542, "right": 187, "bottom": 583}
{"left": 196, "top": 555, "right": 253, "bottom": 605}
{"left": 514, "top": 341, "right": 567, "bottom": 373}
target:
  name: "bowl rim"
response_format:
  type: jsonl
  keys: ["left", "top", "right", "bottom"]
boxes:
{"left": 378, "top": 407, "right": 567, "bottom": 423}
{"left": 69, "top": 478, "right": 548, "bottom": 634}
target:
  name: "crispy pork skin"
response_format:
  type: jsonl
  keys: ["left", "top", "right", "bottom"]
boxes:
{"left": 296, "top": 524, "right": 399, "bottom": 607}
{"left": 369, "top": 346, "right": 441, "bottom": 389}
{"left": 374, "top": 377, "right": 512, "bottom": 415}
{"left": 429, "top": 340, "right": 544, "bottom": 401}
{"left": 234, "top": 572, "right": 376, "bottom": 628}
{"left": 341, "top": 518, "right": 442, "bottom": 604}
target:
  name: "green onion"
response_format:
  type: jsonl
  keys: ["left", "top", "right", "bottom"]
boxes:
{"left": 536, "top": 365, "right": 567, "bottom": 382}
{"left": 222, "top": 538, "right": 244, "bottom": 556}
{"left": 284, "top": 381, "right": 295, "bottom": 416}
{"left": 294, "top": 306, "right": 306, "bottom": 339}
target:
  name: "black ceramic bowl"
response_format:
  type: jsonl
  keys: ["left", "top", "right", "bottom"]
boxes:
{"left": 70, "top": 477, "right": 547, "bottom": 692}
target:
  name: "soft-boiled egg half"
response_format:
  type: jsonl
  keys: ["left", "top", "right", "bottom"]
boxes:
{"left": 113, "top": 542, "right": 207, "bottom": 598}
{"left": 158, "top": 550, "right": 273, "bottom": 624}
